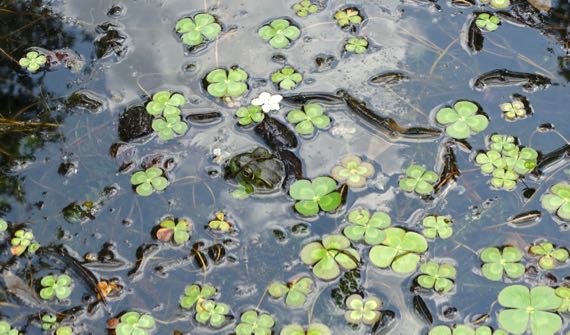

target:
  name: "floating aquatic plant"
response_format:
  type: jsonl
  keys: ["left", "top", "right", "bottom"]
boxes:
{"left": 491, "top": 169, "right": 518, "bottom": 190}
{"left": 529, "top": 241, "right": 568, "bottom": 270}
{"left": 286, "top": 103, "right": 331, "bottom": 136}
{"left": 429, "top": 325, "right": 507, "bottom": 335}
{"left": 0, "top": 219, "right": 7, "bottom": 233}
{"left": 179, "top": 283, "right": 216, "bottom": 310}
{"left": 480, "top": 246, "right": 525, "bottom": 281}
{"left": 156, "top": 218, "right": 191, "bottom": 245}
{"left": 195, "top": 300, "right": 230, "bottom": 328}
{"left": 300, "top": 234, "right": 359, "bottom": 280}
{"left": 130, "top": 167, "right": 168, "bottom": 196}
{"left": 0, "top": 320, "right": 19, "bottom": 335}
{"left": 417, "top": 261, "right": 456, "bottom": 293}
{"left": 345, "top": 37, "right": 368, "bottom": 54}
{"left": 19, "top": 51, "right": 47, "bottom": 73}
{"left": 151, "top": 115, "right": 188, "bottom": 141}
{"left": 541, "top": 182, "right": 570, "bottom": 221}
{"left": 292, "top": 0, "right": 318, "bottom": 17}
{"left": 258, "top": 19, "right": 301, "bottom": 49}
{"left": 252, "top": 92, "right": 283, "bottom": 112}
{"left": 236, "top": 105, "right": 264, "bottom": 126}
{"left": 422, "top": 215, "right": 453, "bottom": 240}
{"left": 268, "top": 277, "right": 313, "bottom": 307}
{"left": 116, "top": 312, "right": 155, "bottom": 335}
{"left": 343, "top": 209, "right": 391, "bottom": 245}
{"left": 271, "top": 66, "right": 302, "bottom": 90}
{"left": 145, "top": 91, "right": 185, "bottom": 117}
{"left": 500, "top": 100, "right": 526, "bottom": 121}
{"left": 504, "top": 147, "right": 538, "bottom": 175}
{"left": 331, "top": 155, "right": 374, "bottom": 188}
{"left": 480, "top": 0, "right": 511, "bottom": 9}
{"left": 369, "top": 228, "right": 428, "bottom": 274}
{"left": 208, "top": 212, "right": 232, "bottom": 232}
{"left": 41, "top": 314, "right": 57, "bottom": 331}
{"left": 40, "top": 274, "right": 73, "bottom": 300}
{"left": 175, "top": 13, "right": 221, "bottom": 47}
{"left": 10, "top": 229, "right": 39, "bottom": 256}
{"left": 490, "top": 134, "right": 516, "bottom": 152}
{"left": 280, "top": 323, "right": 331, "bottom": 335}
{"left": 235, "top": 310, "right": 275, "bottom": 335}
{"left": 399, "top": 164, "right": 438, "bottom": 195}
{"left": 555, "top": 287, "right": 570, "bottom": 313}
{"left": 56, "top": 326, "right": 73, "bottom": 335}
{"left": 289, "top": 177, "right": 341, "bottom": 216}
{"left": 497, "top": 285, "right": 562, "bottom": 335}
{"left": 476, "top": 13, "right": 501, "bottom": 32}
{"left": 334, "top": 8, "right": 362, "bottom": 27}
{"left": 435, "top": 100, "right": 488, "bottom": 139}
{"left": 475, "top": 150, "right": 506, "bottom": 174}
{"left": 344, "top": 294, "right": 382, "bottom": 325}
{"left": 206, "top": 67, "right": 249, "bottom": 98}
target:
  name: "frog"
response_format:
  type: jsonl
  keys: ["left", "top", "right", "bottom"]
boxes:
{"left": 224, "top": 147, "right": 285, "bottom": 194}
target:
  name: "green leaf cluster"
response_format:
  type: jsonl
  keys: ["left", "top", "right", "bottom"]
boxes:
{"left": 116, "top": 311, "right": 155, "bottom": 335}
{"left": 343, "top": 209, "right": 391, "bottom": 245}
{"left": 258, "top": 19, "right": 301, "bottom": 49}
{"left": 331, "top": 155, "right": 374, "bottom": 188}
{"left": 271, "top": 66, "right": 302, "bottom": 90}
{"left": 292, "top": 0, "right": 318, "bottom": 17}
{"left": 344, "top": 294, "right": 382, "bottom": 325}
{"left": 156, "top": 218, "right": 191, "bottom": 245}
{"left": 19, "top": 51, "right": 47, "bottom": 72}
{"left": 480, "top": 246, "right": 525, "bottom": 281}
{"left": 541, "top": 182, "right": 570, "bottom": 221}
{"left": 175, "top": 13, "right": 221, "bottom": 47}
{"left": 529, "top": 242, "right": 569, "bottom": 270}
{"left": 369, "top": 228, "right": 428, "bottom": 274}
{"left": 130, "top": 167, "right": 168, "bottom": 196}
{"left": 417, "top": 261, "right": 456, "bottom": 293}
{"left": 399, "top": 165, "right": 438, "bottom": 195}
{"left": 289, "top": 177, "right": 341, "bottom": 216}
{"left": 206, "top": 68, "right": 249, "bottom": 98}
{"left": 436, "top": 100, "right": 488, "bottom": 139}
{"left": 40, "top": 274, "right": 73, "bottom": 300}
{"left": 300, "top": 235, "right": 359, "bottom": 280}
{"left": 268, "top": 277, "right": 313, "bottom": 307}
{"left": 286, "top": 104, "right": 331, "bottom": 136}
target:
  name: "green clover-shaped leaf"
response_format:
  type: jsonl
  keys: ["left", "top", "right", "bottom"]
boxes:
{"left": 179, "top": 283, "right": 217, "bottom": 310}
{"left": 369, "top": 228, "right": 428, "bottom": 274}
{"left": 287, "top": 103, "right": 331, "bottom": 136}
{"left": 258, "top": 19, "right": 301, "bottom": 49}
{"left": 417, "top": 261, "right": 456, "bottom": 293}
{"left": 480, "top": 246, "right": 525, "bottom": 281}
{"left": 345, "top": 37, "right": 368, "bottom": 54}
{"left": 541, "top": 182, "right": 570, "bottom": 221}
{"left": 130, "top": 167, "right": 169, "bottom": 196}
{"left": 497, "top": 285, "right": 562, "bottom": 335}
{"left": 271, "top": 66, "right": 303, "bottom": 90}
{"left": 343, "top": 209, "right": 391, "bottom": 245}
{"left": 435, "top": 100, "right": 488, "bottom": 139}
{"left": 422, "top": 215, "right": 453, "bottom": 239}
{"left": 176, "top": 13, "right": 221, "bottom": 47}
{"left": 289, "top": 177, "right": 341, "bottom": 216}
{"left": 330, "top": 155, "right": 375, "bottom": 188}
{"left": 344, "top": 294, "right": 382, "bottom": 325}
{"left": 300, "top": 234, "right": 359, "bottom": 280}
{"left": 399, "top": 164, "right": 438, "bottom": 195}
{"left": 206, "top": 67, "right": 249, "bottom": 98}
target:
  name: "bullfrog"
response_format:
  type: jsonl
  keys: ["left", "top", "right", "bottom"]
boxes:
{"left": 224, "top": 147, "right": 285, "bottom": 194}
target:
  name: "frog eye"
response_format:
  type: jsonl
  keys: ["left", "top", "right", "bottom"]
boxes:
{"left": 242, "top": 167, "right": 253, "bottom": 178}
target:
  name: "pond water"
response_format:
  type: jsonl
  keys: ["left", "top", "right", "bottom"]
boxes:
{"left": 0, "top": 0, "right": 569, "bottom": 334}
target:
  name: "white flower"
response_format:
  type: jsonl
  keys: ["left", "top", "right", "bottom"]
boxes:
{"left": 251, "top": 92, "right": 282, "bottom": 113}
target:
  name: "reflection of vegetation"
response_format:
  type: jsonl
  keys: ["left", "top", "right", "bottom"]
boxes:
{"left": 0, "top": 0, "right": 83, "bottom": 214}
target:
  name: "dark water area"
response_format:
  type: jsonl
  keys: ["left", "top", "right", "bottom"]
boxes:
{"left": 0, "top": 0, "right": 569, "bottom": 334}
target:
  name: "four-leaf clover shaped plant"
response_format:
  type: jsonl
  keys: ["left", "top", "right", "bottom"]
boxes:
{"left": 130, "top": 167, "right": 168, "bottom": 196}
{"left": 175, "top": 13, "right": 221, "bottom": 47}
{"left": 435, "top": 100, "right": 489, "bottom": 139}
{"left": 289, "top": 177, "right": 341, "bottom": 216}
{"left": 286, "top": 103, "right": 331, "bottom": 136}
{"left": 300, "top": 234, "right": 359, "bottom": 280}
{"left": 343, "top": 209, "right": 391, "bottom": 245}
{"left": 40, "top": 274, "right": 73, "bottom": 300}
{"left": 258, "top": 19, "right": 300, "bottom": 49}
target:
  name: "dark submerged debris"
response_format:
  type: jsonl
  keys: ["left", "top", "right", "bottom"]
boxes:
{"left": 369, "top": 71, "right": 410, "bottom": 86}
{"left": 463, "top": 18, "right": 484, "bottom": 54}
{"left": 282, "top": 92, "right": 345, "bottom": 106}
{"left": 127, "top": 243, "right": 160, "bottom": 282}
{"left": 339, "top": 90, "right": 441, "bottom": 141}
{"left": 534, "top": 144, "right": 570, "bottom": 176}
{"left": 66, "top": 90, "right": 106, "bottom": 113}
{"left": 94, "top": 22, "right": 128, "bottom": 59}
{"left": 473, "top": 69, "right": 551, "bottom": 91}
{"left": 274, "top": 149, "right": 304, "bottom": 189}
{"left": 434, "top": 141, "right": 461, "bottom": 193}
{"left": 371, "top": 310, "right": 396, "bottom": 335}
{"left": 118, "top": 106, "right": 153, "bottom": 142}
{"left": 185, "top": 111, "right": 223, "bottom": 124}
{"left": 507, "top": 210, "right": 542, "bottom": 227}
{"left": 254, "top": 116, "right": 298, "bottom": 151}
{"left": 413, "top": 295, "right": 433, "bottom": 324}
